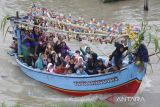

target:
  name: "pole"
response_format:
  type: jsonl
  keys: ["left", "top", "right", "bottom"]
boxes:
{"left": 17, "top": 28, "right": 21, "bottom": 55}
{"left": 16, "top": 11, "right": 19, "bottom": 19}
{"left": 16, "top": 11, "right": 21, "bottom": 55}
{"left": 144, "top": 0, "right": 149, "bottom": 11}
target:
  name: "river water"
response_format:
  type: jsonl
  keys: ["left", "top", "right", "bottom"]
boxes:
{"left": 0, "top": 0, "right": 160, "bottom": 107}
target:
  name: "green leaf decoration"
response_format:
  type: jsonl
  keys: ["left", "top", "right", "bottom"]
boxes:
{"left": 138, "top": 31, "right": 145, "bottom": 44}
{"left": 153, "top": 34, "right": 160, "bottom": 52}
{"left": 0, "top": 15, "right": 9, "bottom": 36}
{"left": 3, "top": 26, "right": 10, "bottom": 41}
{"left": 147, "top": 32, "right": 152, "bottom": 46}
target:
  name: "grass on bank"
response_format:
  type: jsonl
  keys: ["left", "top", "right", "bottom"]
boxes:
{"left": 0, "top": 102, "right": 22, "bottom": 107}
{"left": 0, "top": 102, "right": 108, "bottom": 107}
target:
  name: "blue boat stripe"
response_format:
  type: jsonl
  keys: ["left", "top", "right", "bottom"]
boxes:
{"left": 16, "top": 55, "right": 129, "bottom": 79}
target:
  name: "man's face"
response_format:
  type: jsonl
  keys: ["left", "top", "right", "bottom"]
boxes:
{"left": 120, "top": 47, "right": 124, "bottom": 52}
{"left": 79, "top": 58, "right": 83, "bottom": 64}
{"left": 98, "top": 61, "right": 103, "bottom": 65}
{"left": 86, "top": 47, "right": 91, "bottom": 53}
{"left": 79, "top": 67, "right": 83, "bottom": 72}
{"left": 70, "top": 59, "right": 74, "bottom": 64}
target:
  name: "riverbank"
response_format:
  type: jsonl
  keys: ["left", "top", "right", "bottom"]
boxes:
{"left": 0, "top": 102, "right": 108, "bottom": 107}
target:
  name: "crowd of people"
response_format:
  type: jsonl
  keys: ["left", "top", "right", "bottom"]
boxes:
{"left": 7, "top": 2, "right": 150, "bottom": 78}
{"left": 29, "top": 2, "right": 131, "bottom": 35}
{"left": 9, "top": 3, "right": 149, "bottom": 76}
{"left": 10, "top": 21, "right": 150, "bottom": 76}
{"left": 10, "top": 23, "right": 133, "bottom": 76}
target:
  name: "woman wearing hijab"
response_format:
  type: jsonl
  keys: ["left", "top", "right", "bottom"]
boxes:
{"left": 85, "top": 52, "right": 99, "bottom": 75}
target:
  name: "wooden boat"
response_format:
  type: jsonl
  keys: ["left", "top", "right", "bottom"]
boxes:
{"left": 5, "top": 5, "right": 146, "bottom": 97}
{"left": 15, "top": 54, "right": 146, "bottom": 96}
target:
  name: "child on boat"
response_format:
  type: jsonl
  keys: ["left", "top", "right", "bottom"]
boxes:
{"left": 76, "top": 65, "right": 87, "bottom": 75}
{"left": 74, "top": 56, "right": 85, "bottom": 70}
{"left": 96, "top": 58, "right": 107, "bottom": 74}
{"left": 46, "top": 63, "right": 54, "bottom": 72}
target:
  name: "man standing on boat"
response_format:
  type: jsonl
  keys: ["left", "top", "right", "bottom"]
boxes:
{"left": 108, "top": 42, "right": 128, "bottom": 71}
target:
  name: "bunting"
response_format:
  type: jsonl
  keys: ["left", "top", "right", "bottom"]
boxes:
{"left": 16, "top": 2, "right": 139, "bottom": 44}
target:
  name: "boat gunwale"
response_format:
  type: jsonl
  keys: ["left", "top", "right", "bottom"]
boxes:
{"left": 15, "top": 55, "right": 133, "bottom": 79}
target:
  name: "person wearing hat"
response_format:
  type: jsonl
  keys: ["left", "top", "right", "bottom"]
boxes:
{"left": 108, "top": 42, "right": 128, "bottom": 71}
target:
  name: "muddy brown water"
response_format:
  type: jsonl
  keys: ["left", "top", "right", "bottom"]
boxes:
{"left": 0, "top": 0, "right": 160, "bottom": 107}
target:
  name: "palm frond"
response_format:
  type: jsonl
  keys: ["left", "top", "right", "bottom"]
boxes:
{"left": 153, "top": 34, "right": 160, "bottom": 52}
{"left": 3, "top": 26, "right": 10, "bottom": 41}
{"left": 138, "top": 31, "right": 145, "bottom": 44}
{"left": 147, "top": 32, "right": 152, "bottom": 46}
{"left": 2, "top": 16, "right": 8, "bottom": 36}
{"left": 130, "top": 31, "right": 145, "bottom": 52}
{"left": 0, "top": 15, "right": 9, "bottom": 36}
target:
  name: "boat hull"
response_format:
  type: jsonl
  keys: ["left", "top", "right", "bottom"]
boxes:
{"left": 16, "top": 56, "right": 146, "bottom": 96}
{"left": 47, "top": 79, "right": 141, "bottom": 96}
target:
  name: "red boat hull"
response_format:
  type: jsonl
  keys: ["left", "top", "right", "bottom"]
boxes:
{"left": 47, "top": 78, "right": 141, "bottom": 96}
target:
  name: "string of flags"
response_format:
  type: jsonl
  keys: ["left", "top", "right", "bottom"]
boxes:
{"left": 18, "top": 2, "right": 139, "bottom": 44}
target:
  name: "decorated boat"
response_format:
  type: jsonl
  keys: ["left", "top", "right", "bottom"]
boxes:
{"left": 1, "top": 3, "right": 155, "bottom": 97}
{"left": 16, "top": 55, "right": 146, "bottom": 96}
{"left": 9, "top": 19, "right": 146, "bottom": 96}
